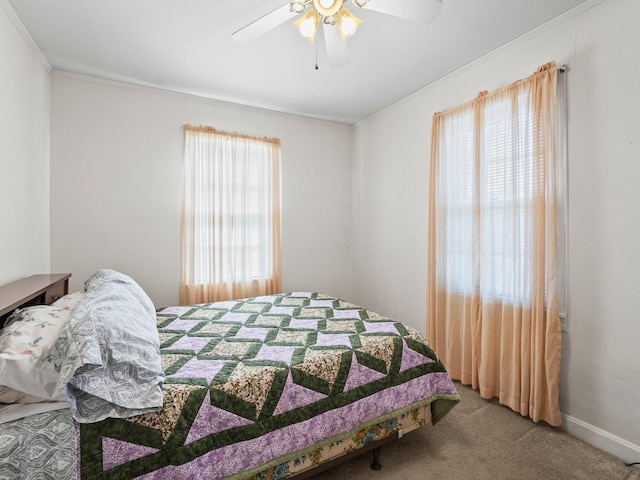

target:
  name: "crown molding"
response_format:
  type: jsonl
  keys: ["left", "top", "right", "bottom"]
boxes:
{"left": 0, "top": 0, "right": 51, "bottom": 73}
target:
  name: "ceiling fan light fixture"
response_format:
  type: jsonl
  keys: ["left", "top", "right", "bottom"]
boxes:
{"left": 352, "top": 0, "right": 368, "bottom": 7}
{"left": 294, "top": 8, "right": 321, "bottom": 42}
{"left": 334, "top": 6, "right": 362, "bottom": 40}
{"left": 290, "top": 0, "right": 308, "bottom": 14}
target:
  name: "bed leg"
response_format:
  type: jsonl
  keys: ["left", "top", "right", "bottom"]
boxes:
{"left": 371, "top": 447, "right": 382, "bottom": 470}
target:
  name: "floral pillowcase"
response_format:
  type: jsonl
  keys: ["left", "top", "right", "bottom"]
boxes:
{"left": 0, "top": 304, "right": 75, "bottom": 403}
{"left": 52, "top": 291, "right": 87, "bottom": 312}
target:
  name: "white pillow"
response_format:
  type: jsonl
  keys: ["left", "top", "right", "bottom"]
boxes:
{"left": 0, "top": 305, "right": 72, "bottom": 402}
{"left": 0, "top": 386, "right": 53, "bottom": 404}
{"left": 52, "top": 291, "right": 87, "bottom": 312}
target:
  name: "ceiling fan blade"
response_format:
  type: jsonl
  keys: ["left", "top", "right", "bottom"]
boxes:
{"left": 357, "top": 0, "right": 443, "bottom": 24}
{"left": 322, "top": 23, "right": 349, "bottom": 68}
{"left": 232, "top": 3, "right": 297, "bottom": 43}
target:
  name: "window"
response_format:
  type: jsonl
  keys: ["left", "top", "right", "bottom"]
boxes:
{"left": 435, "top": 74, "right": 566, "bottom": 307}
{"left": 181, "top": 125, "right": 281, "bottom": 304}
{"left": 441, "top": 94, "right": 548, "bottom": 303}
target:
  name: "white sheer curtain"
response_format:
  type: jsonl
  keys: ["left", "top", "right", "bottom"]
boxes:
{"left": 428, "top": 63, "right": 562, "bottom": 425}
{"left": 181, "top": 125, "right": 281, "bottom": 304}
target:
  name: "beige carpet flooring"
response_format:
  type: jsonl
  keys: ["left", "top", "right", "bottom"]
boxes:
{"left": 311, "top": 382, "right": 640, "bottom": 480}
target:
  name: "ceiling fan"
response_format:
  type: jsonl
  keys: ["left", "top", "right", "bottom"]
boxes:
{"left": 232, "top": 0, "right": 443, "bottom": 68}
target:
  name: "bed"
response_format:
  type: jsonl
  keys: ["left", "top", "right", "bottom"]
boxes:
{"left": 0, "top": 270, "right": 459, "bottom": 479}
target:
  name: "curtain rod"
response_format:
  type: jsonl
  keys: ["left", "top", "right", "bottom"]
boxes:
{"left": 183, "top": 124, "right": 281, "bottom": 146}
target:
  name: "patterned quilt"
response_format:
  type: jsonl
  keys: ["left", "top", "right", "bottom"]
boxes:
{"left": 75, "top": 292, "right": 459, "bottom": 479}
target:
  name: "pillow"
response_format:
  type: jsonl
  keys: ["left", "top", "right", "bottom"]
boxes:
{"left": 55, "top": 270, "right": 165, "bottom": 423}
{"left": 52, "top": 291, "right": 87, "bottom": 312}
{"left": 0, "top": 305, "right": 72, "bottom": 403}
{"left": 0, "top": 386, "right": 54, "bottom": 404}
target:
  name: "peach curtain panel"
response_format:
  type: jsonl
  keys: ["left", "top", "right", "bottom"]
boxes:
{"left": 181, "top": 125, "right": 282, "bottom": 304}
{"left": 428, "top": 63, "right": 562, "bottom": 425}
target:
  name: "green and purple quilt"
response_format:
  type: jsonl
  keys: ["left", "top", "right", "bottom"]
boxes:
{"left": 76, "top": 292, "right": 459, "bottom": 479}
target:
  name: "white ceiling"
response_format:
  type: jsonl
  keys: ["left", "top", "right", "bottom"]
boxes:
{"left": 8, "top": 0, "right": 593, "bottom": 125}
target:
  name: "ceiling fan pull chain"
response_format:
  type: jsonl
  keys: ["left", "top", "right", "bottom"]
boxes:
{"left": 315, "top": 37, "right": 319, "bottom": 70}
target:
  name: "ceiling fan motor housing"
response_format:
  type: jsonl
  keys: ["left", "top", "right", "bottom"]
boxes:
{"left": 313, "top": 0, "right": 343, "bottom": 16}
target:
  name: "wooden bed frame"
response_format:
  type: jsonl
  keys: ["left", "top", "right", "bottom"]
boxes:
{"left": 0, "top": 273, "right": 404, "bottom": 478}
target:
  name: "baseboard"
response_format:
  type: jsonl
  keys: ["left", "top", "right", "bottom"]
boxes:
{"left": 562, "top": 413, "right": 640, "bottom": 464}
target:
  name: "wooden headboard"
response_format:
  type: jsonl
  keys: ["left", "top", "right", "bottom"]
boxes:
{"left": 0, "top": 273, "right": 71, "bottom": 328}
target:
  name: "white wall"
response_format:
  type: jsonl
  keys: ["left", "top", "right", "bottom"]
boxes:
{"left": 0, "top": 0, "right": 50, "bottom": 284}
{"left": 50, "top": 74, "right": 354, "bottom": 307}
{"left": 352, "top": 0, "right": 640, "bottom": 462}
